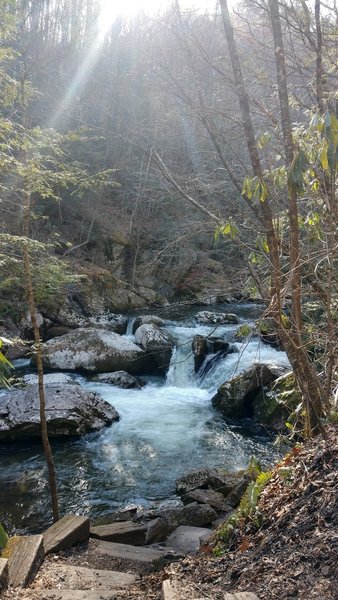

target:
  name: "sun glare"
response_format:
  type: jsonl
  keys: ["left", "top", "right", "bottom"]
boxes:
{"left": 97, "top": 0, "right": 163, "bottom": 36}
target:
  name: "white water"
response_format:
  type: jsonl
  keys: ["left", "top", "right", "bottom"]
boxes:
{"left": 1, "top": 309, "right": 290, "bottom": 531}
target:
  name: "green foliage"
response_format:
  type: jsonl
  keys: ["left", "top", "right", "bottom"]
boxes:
{"left": 214, "top": 220, "right": 239, "bottom": 242}
{"left": 242, "top": 175, "right": 268, "bottom": 202}
{"left": 214, "top": 460, "right": 272, "bottom": 554}
{"left": 0, "top": 338, "right": 13, "bottom": 388}
{"left": 288, "top": 149, "right": 308, "bottom": 194}
{"left": 235, "top": 323, "right": 252, "bottom": 340}
{"left": 0, "top": 523, "right": 8, "bottom": 554}
{"left": 32, "top": 258, "right": 82, "bottom": 310}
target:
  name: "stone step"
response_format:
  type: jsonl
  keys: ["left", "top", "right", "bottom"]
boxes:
{"left": 95, "top": 539, "right": 176, "bottom": 567}
{"left": 37, "top": 563, "right": 136, "bottom": 590}
{"left": 43, "top": 514, "right": 90, "bottom": 555}
{"left": 166, "top": 526, "right": 211, "bottom": 555}
{"left": 162, "top": 579, "right": 260, "bottom": 600}
{"left": 0, "top": 558, "right": 8, "bottom": 592}
{"left": 26, "top": 589, "right": 131, "bottom": 599}
{"left": 90, "top": 520, "right": 147, "bottom": 545}
{"left": 7, "top": 535, "right": 44, "bottom": 588}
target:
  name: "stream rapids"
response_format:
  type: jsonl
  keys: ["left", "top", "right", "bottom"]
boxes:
{"left": 0, "top": 304, "right": 290, "bottom": 533}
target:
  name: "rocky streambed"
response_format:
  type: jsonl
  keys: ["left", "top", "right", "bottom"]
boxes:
{"left": 0, "top": 303, "right": 291, "bottom": 533}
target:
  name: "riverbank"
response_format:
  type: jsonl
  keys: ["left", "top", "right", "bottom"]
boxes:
{"left": 1, "top": 304, "right": 290, "bottom": 533}
{"left": 2, "top": 424, "right": 337, "bottom": 600}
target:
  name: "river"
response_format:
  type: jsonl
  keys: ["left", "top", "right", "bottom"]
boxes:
{"left": 0, "top": 304, "right": 289, "bottom": 533}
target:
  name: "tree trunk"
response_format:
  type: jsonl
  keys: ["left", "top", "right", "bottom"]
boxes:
{"left": 22, "top": 192, "right": 60, "bottom": 522}
{"left": 220, "top": 0, "right": 325, "bottom": 434}
{"left": 219, "top": 0, "right": 282, "bottom": 315}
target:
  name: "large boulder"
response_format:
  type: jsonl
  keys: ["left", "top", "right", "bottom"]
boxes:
{"left": 134, "top": 324, "right": 175, "bottom": 374}
{"left": 38, "top": 328, "right": 147, "bottom": 374}
{"left": 0, "top": 385, "right": 119, "bottom": 440}
{"left": 195, "top": 311, "right": 239, "bottom": 325}
{"left": 19, "top": 310, "right": 44, "bottom": 339}
{"left": 92, "top": 371, "right": 142, "bottom": 388}
{"left": 88, "top": 313, "right": 128, "bottom": 335}
{"left": 252, "top": 371, "right": 301, "bottom": 430}
{"left": 211, "top": 363, "right": 286, "bottom": 419}
{"left": 192, "top": 335, "right": 231, "bottom": 373}
{"left": 47, "top": 302, "right": 128, "bottom": 335}
{"left": 21, "top": 373, "right": 77, "bottom": 386}
{"left": 132, "top": 315, "right": 166, "bottom": 334}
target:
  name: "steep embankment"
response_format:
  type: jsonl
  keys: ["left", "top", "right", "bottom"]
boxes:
{"left": 137, "top": 424, "right": 338, "bottom": 600}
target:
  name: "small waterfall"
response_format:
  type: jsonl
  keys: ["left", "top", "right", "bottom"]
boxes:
{"left": 166, "top": 339, "right": 196, "bottom": 387}
{"left": 125, "top": 317, "right": 137, "bottom": 337}
{"left": 4, "top": 306, "right": 291, "bottom": 531}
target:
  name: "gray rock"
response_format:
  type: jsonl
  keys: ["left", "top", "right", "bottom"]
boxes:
{"left": 157, "top": 503, "right": 216, "bottom": 533}
{"left": 176, "top": 468, "right": 249, "bottom": 509}
{"left": 92, "top": 371, "right": 141, "bottom": 388}
{"left": 88, "top": 313, "right": 128, "bottom": 335}
{"left": 21, "top": 373, "right": 77, "bottom": 386}
{"left": 134, "top": 324, "right": 175, "bottom": 374}
{"left": 211, "top": 363, "right": 287, "bottom": 419}
{"left": 166, "top": 526, "right": 212, "bottom": 554}
{"left": 180, "top": 503, "right": 217, "bottom": 527}
{"left": 46, "top": 326, "right": 72, "bottom": 340}
{"left": 19, "top": 310, "right": 44, "bottom": 339}
{"left": 145, "top": 517, "right": 169, "bottom": 544}
{"left": 182, "top": 488, "right": 226, "bottom": 511}
{"left": 176, "top": 468, "right": 211, "bottom": 496}
{"left": 39, "top": 328, "right": 147, "bottom": 374}
{"left": 94, "top": 540, "right": 174, "bottom": 568}
{"left": 195, "top": 311, "right": 239, "bottom": 325}
{"left": 252, "top": 371, "right": 300, "bottom": 430}
{"left": 206, "top": 469, "right": 242, "bottom": 497}
{"left": 0, "top": 385, "right": 119, "bottom": 440}
{"left": 132, "top": 315, "right": 166, "bottom": 333}
{"left": 90, "top": 521, "right": 147, "bottom": 545}
{"left": 53, "top": 304, "right": 88, "bottom": 329}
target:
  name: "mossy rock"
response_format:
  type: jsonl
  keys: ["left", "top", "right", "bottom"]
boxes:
{"left": 252, "top": 372, "right": 301, "bottom": 430}
{"left": 211, "top": 363, "right": 285, "bottom": 419}
{"left": 0, "top": 536, "right": 20, "bottom": 559}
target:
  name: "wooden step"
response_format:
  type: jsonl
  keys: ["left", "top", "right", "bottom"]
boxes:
{"left": 39, "top": 562, "right": 136, "bottom": 590}
{"left": 90, "top": 520, "right": 147, "bottom": 545}
{"left": 43, "top": 514, "right": 90, "bottom": 554}
{"left": 0, "top": 558, "right": 8, "bottom": 593}
{"left": 7, "top": 535, "right": 44, "bottom": 588}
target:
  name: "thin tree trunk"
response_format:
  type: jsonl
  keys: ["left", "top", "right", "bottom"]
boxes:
{"left": 315, "top": 0, "right": 325, "bottom": 114}
{"left": 269, "top": 0, "right": 302, "bottom": 335}
{"left": 219, "top": 0, "right": 282, "bottom": 315}
{"left": 22, "top": 193, "right": 60, "bottom": 522}
{"left": 220, "top": 0, "right": 326, "bottom": 434}
{"left": 20, "top": 71, "right": 60, "bottom": 522}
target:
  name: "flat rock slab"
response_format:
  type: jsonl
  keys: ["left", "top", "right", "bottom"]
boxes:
{"left": 0, "top": 558, "right": 8, "bottom": 592}
{"left": 90, "top": 521, "right": 147, "bottom": 545}
{"left": 224, "top": 594, "right": 260, "bottom": 600}
{"left": 29, "top": 591, "right": 125, "bottom": 600}
{"left": 43, "top": 514, "right": 90, "bottom": 555}
{"left": 40, "top": 563, "right": 136, "bottom": 590}
{"left": 166, "top": 526, "right": 211, "bottom": 555}
{"left": 162, "top": 579, "right": 260, "bottom": 600}
{"left": 8, "top": 535, "right": 44, "bottom": 588}
{"left": 26, "top": 592, "right": 120, "bottom": 600}
{"left": 95, "top": 540, "right": 169, "bottom": 565}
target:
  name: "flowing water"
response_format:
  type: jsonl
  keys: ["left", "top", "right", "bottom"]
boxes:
{"left": 0, "top": 305, "right": 290, "bottom": 533}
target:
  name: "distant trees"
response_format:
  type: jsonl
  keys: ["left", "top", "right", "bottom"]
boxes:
{"left": 0, "top": 0, "right": 336, "bottom": 436}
